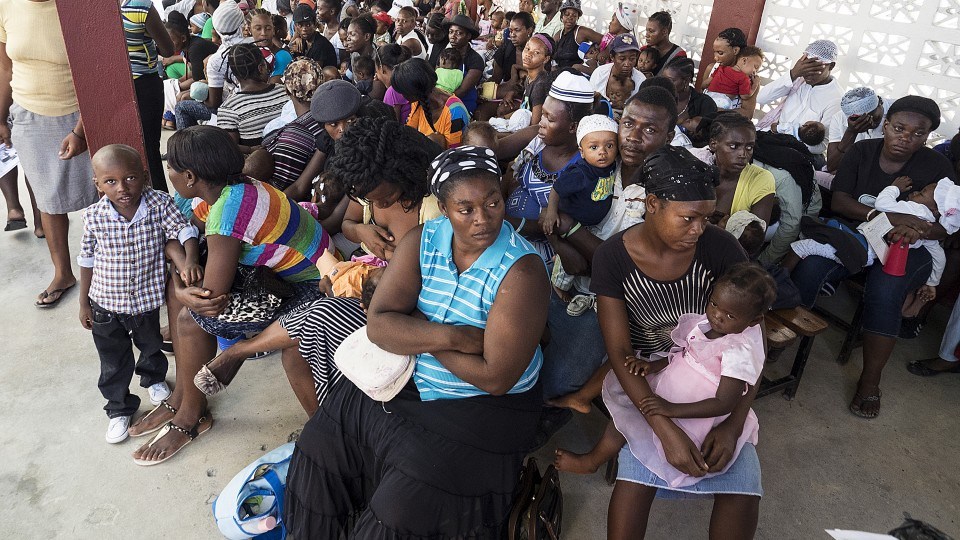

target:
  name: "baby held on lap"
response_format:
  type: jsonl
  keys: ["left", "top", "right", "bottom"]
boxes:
{"left": 786, "top": 177, "right": 960, "bottom": 301}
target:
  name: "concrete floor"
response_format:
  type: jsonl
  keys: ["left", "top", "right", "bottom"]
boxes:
{"left": 2, "top": 168, "right": 959, "bottom": 539}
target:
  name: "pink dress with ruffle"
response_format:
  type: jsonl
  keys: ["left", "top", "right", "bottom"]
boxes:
{"left": 602, "top": 313, "right": 765, "bottom": 488}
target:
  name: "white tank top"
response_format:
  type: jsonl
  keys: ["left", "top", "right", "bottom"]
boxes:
{"left": 397, "top": 30, "right": 428, "bottom": 60}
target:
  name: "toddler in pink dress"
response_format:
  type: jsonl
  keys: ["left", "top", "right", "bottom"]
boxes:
{"left": 555, "top": 263, "right": 776, "bottom": 488}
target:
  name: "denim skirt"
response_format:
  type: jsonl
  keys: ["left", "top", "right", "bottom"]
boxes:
{"left": 616, "top": 442, "right": 763, "bottom": 499}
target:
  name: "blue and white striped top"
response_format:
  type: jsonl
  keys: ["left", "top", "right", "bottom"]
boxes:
{"left": 415, "top": 217, "right": 543, "bottom": 401}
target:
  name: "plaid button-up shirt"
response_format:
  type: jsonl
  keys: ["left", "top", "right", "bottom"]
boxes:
{"left": 77, "top": 189, "right": 197, "bottom": 315}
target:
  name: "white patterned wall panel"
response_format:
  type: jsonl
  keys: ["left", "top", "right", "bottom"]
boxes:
{"left": 497, "top": 0, "right": 959, "bottom": 140}
{"left": 758, "top": 0, "right": 960, "bottom": 140}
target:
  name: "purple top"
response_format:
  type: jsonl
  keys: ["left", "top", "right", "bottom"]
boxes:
{"left": 384, "top": 86, "right": 411, "bottom": 124}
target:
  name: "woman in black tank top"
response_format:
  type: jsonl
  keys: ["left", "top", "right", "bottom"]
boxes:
{"left": 551, "top": 0, "right": 601, "bottom": 69}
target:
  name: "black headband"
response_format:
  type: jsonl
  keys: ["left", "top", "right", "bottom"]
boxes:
{"left": 642, "top": 146, "right": 718, "bottom": 201}
{"left": 429, "top": 145, "right": 500, "bottom": 197}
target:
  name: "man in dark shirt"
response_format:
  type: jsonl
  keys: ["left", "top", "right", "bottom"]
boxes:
{"left": 289, "top": 4, "right": 338, "bottom": 68}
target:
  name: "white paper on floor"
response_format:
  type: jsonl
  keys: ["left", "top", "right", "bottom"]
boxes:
{"left": 825, "top": 530, "right": 897, "bottom": 540}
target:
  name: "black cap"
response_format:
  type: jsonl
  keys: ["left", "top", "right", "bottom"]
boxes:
{"left": 293, "top": 4, "right": 316, "bottom": 24}
{"left": 311, "top": 80, "right": 362, "bottom": 124}
{"left": 886, "top": 95, "right": 941, "bottom": 131}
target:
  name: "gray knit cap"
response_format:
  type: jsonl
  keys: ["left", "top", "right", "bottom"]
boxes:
{"left": 840, "top": 87, "right": 879, "bottom": 117}
{"left": 213, "top": 1, "right": 245, "bottom": 38}
{"left": 804, "top": 39, "right": 838, "bottom": 63}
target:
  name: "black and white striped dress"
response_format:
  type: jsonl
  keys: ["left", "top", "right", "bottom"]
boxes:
{"left": 590, "top": 225, "right": 747, "bottom": 356}
{"left": 278, "top": 297, "right": 367, "bottom": 400}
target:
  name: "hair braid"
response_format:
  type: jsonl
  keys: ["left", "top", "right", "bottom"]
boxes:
{"left": 227, "top": 43, "right": 266, "bottom": 82}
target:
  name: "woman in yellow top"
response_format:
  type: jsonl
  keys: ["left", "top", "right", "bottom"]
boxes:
{"left": 334, "top": 117, "right": 444, "bottom": 262}
{"left": 708, "top": 112, "right": 776, "bottom": 225}
{"left": 391, "top": 58, "right": 471, "bottom": 149}
{"left": 0, "top": 0, "right": 100, "bottom": 308}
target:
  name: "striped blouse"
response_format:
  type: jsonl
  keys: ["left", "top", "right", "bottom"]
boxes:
{"left": 194, "top": 179, "right": 330, "bottom": 282}
{"left": 415, "top": 218, "right": 543, "bottom": 401}
{"left": 216, "top": 84, "right": 290, "bottom": 146}
{"left": 263, "top": 111, "right": 324, "bottom": 191}
{"left": 121, "top": 0, "right": 158, "bottom": 79}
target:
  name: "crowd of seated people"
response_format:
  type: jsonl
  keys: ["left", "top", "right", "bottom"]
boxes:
{"left": 2, "top": 0, "right": 959, "bottom": 537}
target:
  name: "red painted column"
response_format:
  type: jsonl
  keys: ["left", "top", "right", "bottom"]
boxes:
{"left": 56, "top": 1, "right": 145, "bottom": 159}
{"left": 696, "top": 0, "right": 767, "bottom": 88}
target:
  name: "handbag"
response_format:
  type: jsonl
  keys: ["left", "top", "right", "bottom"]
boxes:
{"left": 216, "top": 266, "right": 295, "bottom": 324}
{"left": 507, "top": 457, "right": 563, "bottom": 540}
{"left": 334, "top": 326, "right": 415, "bottom": 402}
{"left": 212, "top": 443, "right": 295, "bottom": 540}
{"left": 888, "top": 512, "right": 954, "bottom": 540}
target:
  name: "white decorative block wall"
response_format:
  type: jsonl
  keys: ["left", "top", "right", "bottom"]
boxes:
{"left": 758, "top": 0, "right": 960, "bottom": 140}
{"left": 495, "top": 0, "right": 959, "bottom": 140}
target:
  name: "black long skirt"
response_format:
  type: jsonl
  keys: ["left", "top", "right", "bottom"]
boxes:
{"left": 284, "top": 376, "right": 543, "bottom": 539}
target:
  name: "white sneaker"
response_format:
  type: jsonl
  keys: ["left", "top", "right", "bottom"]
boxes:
{"left": 566, "top": 294, "right": 596, "bottom": 317}
{"left": 148, "top": 382, "right": 172, "bottom": 405}
{"left": 106, "top": 416, "right": 131, "bottom": 444}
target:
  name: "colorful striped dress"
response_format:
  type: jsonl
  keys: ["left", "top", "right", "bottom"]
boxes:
{"left": 414, "top": 217, "right": 543, "bottom": 400}
{"left": 120, "top": 0, "right": 158, "bottom": 78}
{"left": 406, "top": 95, "right": 470, "bottom": 149}
{"left": 194, "top": 179, "right": 330, "bottom": 282}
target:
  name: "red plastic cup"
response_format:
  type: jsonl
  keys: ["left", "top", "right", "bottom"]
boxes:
{"left": 883, "top": 240, "right": 909, "bottom": 276}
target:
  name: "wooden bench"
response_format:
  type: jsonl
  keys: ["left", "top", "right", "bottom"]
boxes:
{"left": 757, "top": 307, "right": 829, "bottom": 400}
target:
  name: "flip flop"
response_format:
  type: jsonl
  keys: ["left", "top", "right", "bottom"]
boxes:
{"left": 4, "top": 218, "right": 26, "bottom": 231}
{"left": 129, "top": 400, "right": 178, "bottom": 438}
{"left": 133, "top": 415, "right": 213, "bottom": 467}
{"left": 35, "top": 284, "right": 75, "bottom": 308}
{"left": 849, "top": 390, "right": 881, "bottom": 419}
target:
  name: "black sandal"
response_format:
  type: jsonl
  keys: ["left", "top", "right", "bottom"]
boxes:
{"left": 906, "top": 359, "right": 960, "bottom": 377}
{"left": 849, "top": 390, "right": 881, "bottom": 419}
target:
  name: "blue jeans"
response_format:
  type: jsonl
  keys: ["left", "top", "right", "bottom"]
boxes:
{"left": 174, "top": 99, "right": 212, "bottom": 130}
{"left": 540, "top": 292, "right": 607, "bottom": 399}
{"left": 791, "top": 250, "right": 932, "bottom": 338}
{"left": 939, "top": 300, "right": 960, "bottom": 362}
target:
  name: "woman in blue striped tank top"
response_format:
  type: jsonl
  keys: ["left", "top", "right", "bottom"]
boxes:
{"left": 284, "top": 146, "right": 551, "bottom": 538}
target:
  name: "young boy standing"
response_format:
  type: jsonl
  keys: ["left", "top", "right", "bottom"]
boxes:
{"left": 78, "top": 145, "right": 202, "bottom": 444}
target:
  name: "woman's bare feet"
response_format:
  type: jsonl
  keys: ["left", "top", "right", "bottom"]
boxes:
{"left": 554, "top": 448, "right": 605, "bottom": 474}
{"left": 547, "top": 392, "right": 593, "bottom": 414}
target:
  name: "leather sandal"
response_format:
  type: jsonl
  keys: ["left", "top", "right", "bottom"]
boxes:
{"left": 133, "top": 415, "right": 213, "bottom": 467}
{"left": 849, "top": 390, "right": 881, "bottom": 419}
{"left": 129, "top": 400, "right": 178, "bottom": 437}
{"left": 906, "top": 359, "right": 960, "bottom": 377}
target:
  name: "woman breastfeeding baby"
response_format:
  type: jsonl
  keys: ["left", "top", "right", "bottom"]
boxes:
{"left": 556, "top": 146, "right": 768, "bottom": 539}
